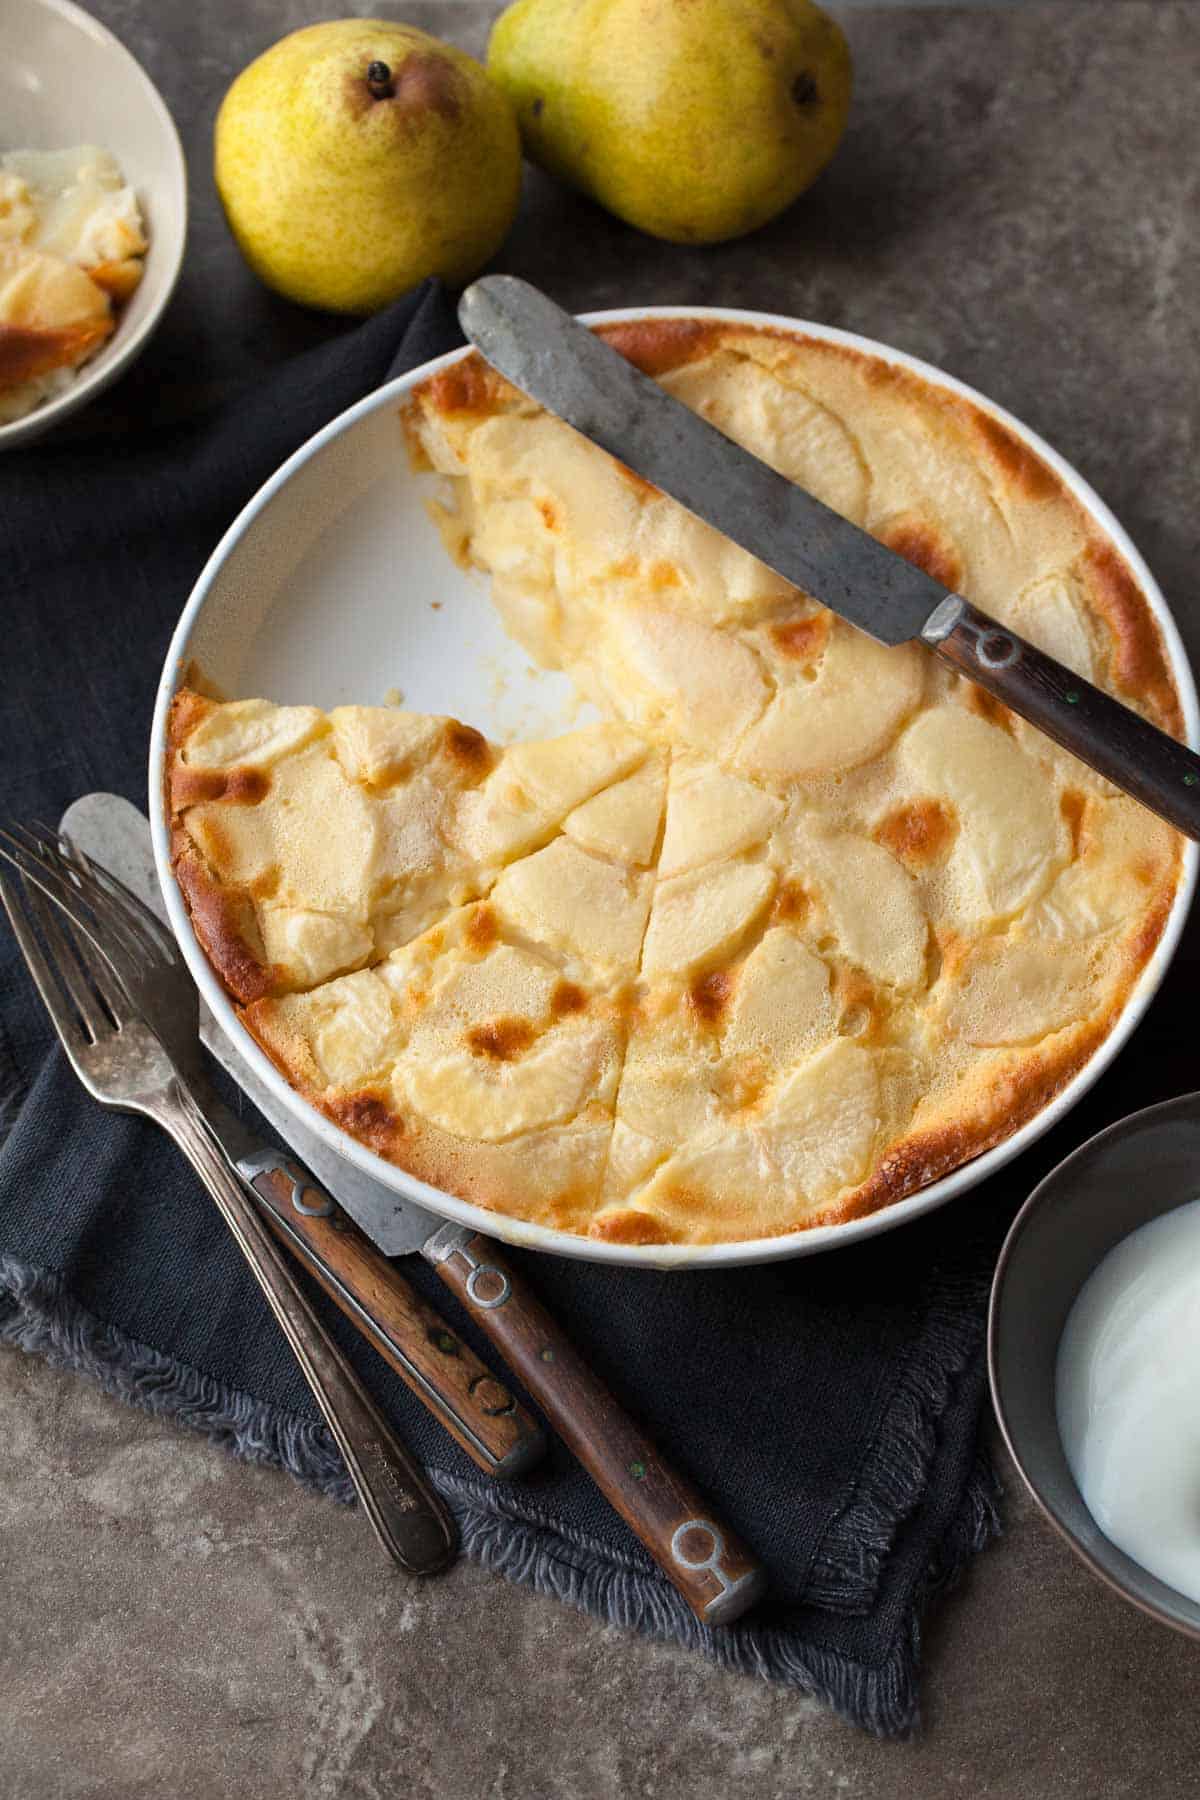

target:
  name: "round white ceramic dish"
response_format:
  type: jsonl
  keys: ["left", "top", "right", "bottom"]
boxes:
{"left": 149, "top": 306, "right": 1199, "bottom": 1268}
{"left": 0, "top": 0, "right": 187, "bottom": 448}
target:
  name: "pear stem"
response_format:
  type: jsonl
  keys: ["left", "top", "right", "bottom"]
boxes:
{"left": 366, "top": 60, "right": 394, "bottom": 100}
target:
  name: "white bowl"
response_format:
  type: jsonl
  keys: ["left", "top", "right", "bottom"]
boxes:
{"left": 149, "top": 306, "right": 1199, "bottom": 1269}
{"left": 0, "top": 0, "right": 187, "bottom": 448}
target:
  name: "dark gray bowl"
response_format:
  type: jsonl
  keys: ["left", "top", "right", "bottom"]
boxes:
{"left": 989, "top": 1090, "right": 1200, "bottom": 1638}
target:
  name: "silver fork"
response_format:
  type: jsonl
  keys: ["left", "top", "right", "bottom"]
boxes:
{"left": 0, "top": 822, "right": 457, "bottom": 1576}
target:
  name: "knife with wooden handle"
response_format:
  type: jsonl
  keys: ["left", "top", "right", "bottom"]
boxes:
{"left": 63, "top": 796, "right": 767, "bottom": 1626}
{"left": 459, "top": 276, "right": 1200, "bottom": 839}
{"left": 238, "top": 1146, "right": 766, "bottom": 1624}
{"left": 59, "top": 795, "right": 545, "bottom": 1483}
{"left": 228, "top": 1140, "right": 545, "bottom": 1480}
{"left": 237, "top": 1134, "right": 766, "bottom": 1623}
{"left": 424, "top": 1225, "right": 767, "bottom": 1626}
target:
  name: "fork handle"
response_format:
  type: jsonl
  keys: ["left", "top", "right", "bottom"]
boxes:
{"left": 160, "top": 1082, "right": 456, "bottom": 1576}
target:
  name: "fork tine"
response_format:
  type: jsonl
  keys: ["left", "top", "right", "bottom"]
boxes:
{"left": 11, "top": 823, "right": 146, "bottom": 963}
{"left": 0, "top": 828, "right": 105, "bottom": 938}
{"left": 19, "top": 875, "right": 114, "bottom": 1041}
{"left": 53, "top": 826, "right": 178, "bottom": 962}
{"left": 58, "top": 829, "right": 178, "bottom": 959}
{"left": 0, "top": 866, "right": 88, "bottom": 1059}
{"left": 25, "top": 821, "right": 173, "bottom": 967}
{"left": 0, "top": 829, "right": 137, "bottom": 996}
{"left": 67, "top": 912, "right": 131, "bottom": 1024}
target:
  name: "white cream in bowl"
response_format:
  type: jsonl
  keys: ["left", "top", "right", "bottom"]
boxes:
{"left": 1057, "top": 1197, "right": 1200, "bottom": 1605}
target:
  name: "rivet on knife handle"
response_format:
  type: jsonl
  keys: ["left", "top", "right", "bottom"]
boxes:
{"left": 237, "top": 1151, "right": 546, "bottom": 1479}
{"left": 923, "top": 594, "right": 1200, "bottom": 837}
{"left": 425, "top": 1225, "right": 767, "bottom": 1627}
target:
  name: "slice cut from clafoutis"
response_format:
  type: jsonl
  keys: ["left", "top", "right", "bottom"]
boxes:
{"left": 242, "top": 899, "right": 635, "bottom": 1234}
{"left": 0, "top": 148, "right": 147, "bottom": 423}
{"left": 167, "top": 689, "right": 654, "bottom": 1004}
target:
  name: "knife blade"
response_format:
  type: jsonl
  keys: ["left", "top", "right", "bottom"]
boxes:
{"left": 60, "top": 794, "right": 546, "bottom": 1481}
{"left": 459, "top": 275, "right": 1200, "bottom": 840}
{"left": 71, "top": 794, "right": 768, "bottom": 1624}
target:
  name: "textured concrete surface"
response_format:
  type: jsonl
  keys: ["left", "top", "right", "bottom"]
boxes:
{"left": 5, "top": 2, "right": 1200, "bottom": 1795}
{"left": 5, "top": 1351, "right": 1200, "bottom": 1800}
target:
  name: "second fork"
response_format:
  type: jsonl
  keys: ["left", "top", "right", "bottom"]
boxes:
{"left": 0, "top": 833, "right": 458, "bottom": 1576}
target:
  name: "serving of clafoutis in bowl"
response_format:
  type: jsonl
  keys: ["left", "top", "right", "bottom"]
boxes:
{"left": 0, "top": 0, "right": 186, "bottom": 445}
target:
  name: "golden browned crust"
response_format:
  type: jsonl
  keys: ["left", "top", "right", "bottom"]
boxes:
{"left": 166, "top": 687, "right": 215, "bottom": 756}
{"left": 1082, "top": 539, "right": 1182, "bottom": 732}
{"left": 839, "top": 1022, "right": 1109, "bottom": 1229}
{"left": 170, "top": 764, "right": 271, "bottom": 810}
{"left": 550, "top": 979, "right": 588, "bottom": 1019}
{"left": 165, "top": 691, "right": 276, "bottom": 1006}
{"left": 970, "top": 409, "right": 1063, "bottom": 504}
{"left": 464, "top": 905, "right": 499, "bottom": 953}
{"left": 589, "top": 1209, "right": 673, "bottom": 1247}
{"left": 768, "top": 615, "right": 831, "bottom": 665}
{"left": 0, "top": 317, "right": 113, "bottom": 388}
{"left": 421, "top": 352, "right": 515, "bottom": 418}
{"left": 245, "top": 995, "right": 415, "bottom": 1162}
{"left": 688, "top": 969, "right": 734, "bottom": 1028}
{"left": 323, "top": 1089, "right": 411, "bottom": 1161}
{"left": 599, "top": 318, "right": 727, "bottom": 378}
{"left": 771, "top": 879, "right": 811, "bottom": 925}
{"left": 879, "top": 514, "right": 965, "bottom": 591}
{"left": 440, "top": 719, "right": 493, "bottom": 777}
{"left": 171, "top": 825, "right": 273, "bottom": 1006}
{"left": 824, "top": 880, "right": 1177, "bottom": 1236}
{"left": 873, "top": 799, "right": 957, "bottom": 871}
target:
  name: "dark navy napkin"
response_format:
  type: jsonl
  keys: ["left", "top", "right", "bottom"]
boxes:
{"left": 0, "top": 280, "right": 1018, "bottom": 1735}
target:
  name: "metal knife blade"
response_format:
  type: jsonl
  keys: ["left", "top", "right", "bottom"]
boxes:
{"left": 61, "top": 796, "right": 548, "bottom": 1480}
{"left": 60, "top": 794, "right": 440, "bottom": 1256}
{"left": 458, "top": 277, "right": 1200, "bottom": 840}
{"left": 74, "top": 798, "right": 767, "bottom": 1620}
{"left": 458, "top": 275, "right": 947, "bottom": 647}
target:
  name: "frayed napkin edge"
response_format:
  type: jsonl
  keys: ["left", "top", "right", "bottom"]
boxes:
{"left": 808, "top": 1263, "right": 994, "bottom": 1614}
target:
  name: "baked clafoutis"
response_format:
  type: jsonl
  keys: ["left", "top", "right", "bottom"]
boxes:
{"left": 0, "top": 148, "right": 147, "bottom": 425}
{"left": 167, "top": 321, "right": 1184, "bottom": 1246}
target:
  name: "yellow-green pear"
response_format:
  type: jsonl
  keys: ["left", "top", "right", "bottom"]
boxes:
{"left": 488, "top": 0, "right": 852, "bottom": 245}
{"left": 215, "top": 21, "right": 522, "bottom": 314}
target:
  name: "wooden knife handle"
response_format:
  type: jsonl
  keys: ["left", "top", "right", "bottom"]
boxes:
{"left": 924, "top": 594, "right": 1200, "bottom": 838}
{"left": 237, "top": 1153, "right": 546, "bottom": 1479}
{"left": 425, "top": 1226, "right": 767, "bottom": 1627}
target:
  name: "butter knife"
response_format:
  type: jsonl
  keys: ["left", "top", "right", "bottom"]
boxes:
{"left": 459, "top": 276, "right": 1200, "bottom": 838}
{"left": 67, "top": 796, "right": 767, "bottom": 1625}
{"left": 60, "top": 795, "right": 546, "bottom": 1482}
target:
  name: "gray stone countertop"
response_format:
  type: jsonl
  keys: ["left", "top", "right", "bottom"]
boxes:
{"left": 4, "top": 3, "right": 1200, "bottom": 1794}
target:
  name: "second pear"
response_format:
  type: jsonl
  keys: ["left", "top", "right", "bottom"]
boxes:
{"left": 488, "top": 0, "right": 852, "bottom": 245}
